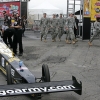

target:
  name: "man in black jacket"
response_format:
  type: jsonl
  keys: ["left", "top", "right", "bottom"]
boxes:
{"left": 74, "top": 16, "right": 79, "bottom": 41}
{"left": 11, "top": 13, "right": 23, "bottom": 56}
{"left": 2, "top": 11, "right": 14, "bottom": 48}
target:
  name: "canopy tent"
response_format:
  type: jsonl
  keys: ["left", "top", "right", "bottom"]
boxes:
{"left": 29, "top": 1, "right": 63, "bottom": 15}
{"left": 75, "top": 9, "right": 83, "bottom": 15}
{"left": 74, "top": 9, "right": 83, "bottom": 21}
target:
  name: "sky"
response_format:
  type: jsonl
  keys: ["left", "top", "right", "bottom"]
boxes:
{"left": 28, "top": 0, "right": 81, "bottom": 14}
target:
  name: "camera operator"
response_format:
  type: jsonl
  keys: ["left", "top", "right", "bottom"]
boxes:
{"left": 11, "top": 13, "right": 23, "bottom": 56}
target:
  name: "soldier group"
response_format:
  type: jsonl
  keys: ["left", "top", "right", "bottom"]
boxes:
{"left": 40, "top": 13, "right": 78, "bottom": 44}
{"left": 1, "top": 12, "right": 100, "bottom": 59}
{"left": 1, "top": 11, "right": 26, "bottom": 56}
{"left": 40, "top": 13, "right": 100, "bottom": 46}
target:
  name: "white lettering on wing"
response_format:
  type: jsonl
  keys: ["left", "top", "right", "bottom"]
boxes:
{"left": 0, "top": 85, "right": 76, "bottom": 96}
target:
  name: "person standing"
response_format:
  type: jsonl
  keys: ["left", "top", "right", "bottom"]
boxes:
{"left": 40, "top": 13, "right": 49, "bottom": 42}
{"left": 3, "top": 11, "right": 8, "bottom": 24}
{"left": 2, "top": 11, "right": 14, "bottom": 48}
{"left": 88, "top": 17, "right": 100, "bottom": 46}
{"left": 2, "top": 22, "right": 9, "bottom": 45}
{"left": 50, "top": 14, "right": 59, "bottom": 42}
{"left": 65, "top": 13, "right": 77, "bottom": 44}
{"left": 63, "top": 16, "right": 68, "bottom": 41}
{"left": 74, "top": 16, "right": 79, "bottom": 41}
{"left": 11, "top": 14, "right": 23, "bottom": 56}
{"left": 58, "top": 14, "right": 65, "bottom": 41}
{"left": 22, "top": 15, "right": 27, "bottom": 37}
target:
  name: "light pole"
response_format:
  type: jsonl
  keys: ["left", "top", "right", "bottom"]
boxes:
{"left": 26, "top": 0, "right": 30, "bottom": 19}
{"left": 67, "top": 0, "right": 69, "bottom": 17}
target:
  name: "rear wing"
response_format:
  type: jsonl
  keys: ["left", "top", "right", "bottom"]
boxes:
{"left": 0, "top": 76, "right": 82, "bottom": 97}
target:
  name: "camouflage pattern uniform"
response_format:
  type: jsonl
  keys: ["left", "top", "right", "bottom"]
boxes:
{"left": 58, "top": 17, "right": 65, "bottom": 41}
{"left": 64, "top": 17, "right": 69, "bottom": 40}
{"left": 40, "top": 17, "right": 49, "bottom": 41}
{"left": 50, "top": 17, "right": 58, "bottom": 41}
{"left": 65, "top": 16, "right": 76, "bottom": 42}
{"left": 90, "top": 21, "right": 100, "bottom": 42}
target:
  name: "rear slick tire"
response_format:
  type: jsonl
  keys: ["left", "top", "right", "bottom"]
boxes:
{"left": 6, "top": 65, "right": 12, "bottom": 85}
{"left": 42, "top": 64, "right": 50, "bottom": 82}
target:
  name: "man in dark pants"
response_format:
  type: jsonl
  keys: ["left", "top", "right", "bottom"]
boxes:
{"left": 2, "top": 21, "right": 14, "bottom": 48}
{"left": 13, "top": 29, "right": 23, "bottom": 56}
{"left": 2, "top": 11, "right": 14, "bottom": 48}
{"left": 12, "top": 14, "right": 23, "bottom": 56}
{"left": 74, "top": 16, "right": 79, "bottom": 42}
{"left": 2, "top": 27, "right": 14, "bottom": 48}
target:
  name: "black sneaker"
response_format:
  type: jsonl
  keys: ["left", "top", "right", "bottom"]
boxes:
{"left": 18, "top": 53, "right": 23, "bottom": 56}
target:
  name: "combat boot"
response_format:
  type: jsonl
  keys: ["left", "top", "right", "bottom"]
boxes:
{"left": 88, "top": 41, "right": 92, "bottom": 46}
{"left": 54, "top": 39, "right": 56, "bottom": 42}
{"left": 58, "top": 38, "right": 61, "bottom": 42}
{"left": 52, "top": 39, "right": 55, "bottom": 42}
{"left": 44, "top": 39, "right": 47, "bottom": 42}
{"left": 66, "top": 40, "right": 71, "bottom": 44}
{"left": 72, "top": 41, "right": 76, "bottom": 44}
{"left": 75, "top": 39, "right": 78, "bottom": 42}
{"left": 52, "top": 38, "right": 56, "bottom": 42}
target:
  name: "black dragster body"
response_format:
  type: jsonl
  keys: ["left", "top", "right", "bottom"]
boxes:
{"left": 0, "top": 38, "right": 82, "bottom": 98}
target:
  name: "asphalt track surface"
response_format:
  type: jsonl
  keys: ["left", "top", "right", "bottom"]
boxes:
{"left": 0, "top": 31, "right": 100, "bottom": 100}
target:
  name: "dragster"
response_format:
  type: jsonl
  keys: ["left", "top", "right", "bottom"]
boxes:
{"left": 0, "top": 38, "right": 82, "bottom": 99}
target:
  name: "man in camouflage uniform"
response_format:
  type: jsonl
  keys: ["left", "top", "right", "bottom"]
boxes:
{"left": 88, "top": 17, "right": 100, "bottom": 46}
{"left": 63, "top": 16, "right": 68, "bottom": 41}
{"left": 58, "top": 14, "right": 65, "bottom": 41}
{"left": 40, "top": 13, "right": 49, "bottom": 42}
{"left": 65, "top": 13, "right": 77, "bottom": 44}
{"left": 50, "top": 14, "right": 59, "bottom": 42}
